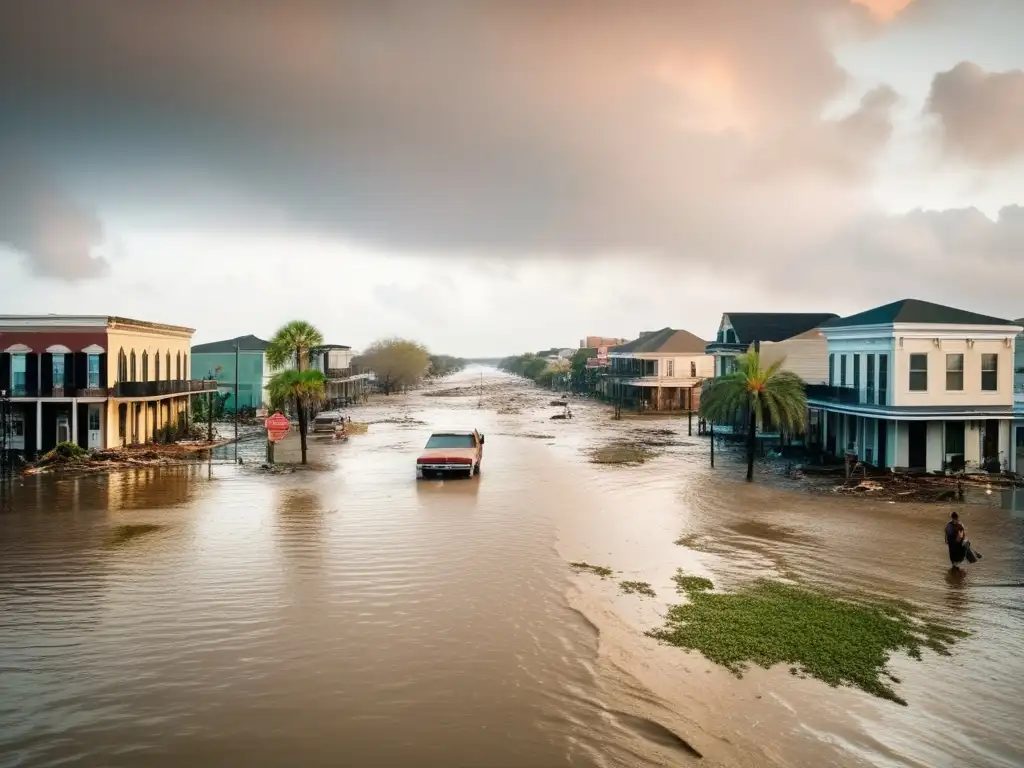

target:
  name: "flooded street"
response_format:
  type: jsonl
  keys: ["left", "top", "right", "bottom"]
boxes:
{"left": 2, "top": 366, "right": 1023, "bottom": 768}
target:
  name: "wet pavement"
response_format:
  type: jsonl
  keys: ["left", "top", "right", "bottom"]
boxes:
{"left": 1, "top": 366, "right": 1022, "bottom": 767}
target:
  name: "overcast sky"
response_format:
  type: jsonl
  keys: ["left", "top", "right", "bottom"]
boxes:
{"left": 2, "top": 0, "right": 1023, "bottom": 356}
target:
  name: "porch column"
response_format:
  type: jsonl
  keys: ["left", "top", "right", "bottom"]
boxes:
{"left": 71, "top": 398, "right": 79, "bottom": 447}
{"left": 36, "top": 400, "right": 42, "bottom": 454}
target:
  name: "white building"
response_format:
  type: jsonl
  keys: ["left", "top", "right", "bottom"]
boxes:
{"left": 600, "top": 328, "right": 713, "bottom": 411}
{"left": 806, "top": 299, "right": 1022, "bottom": 473}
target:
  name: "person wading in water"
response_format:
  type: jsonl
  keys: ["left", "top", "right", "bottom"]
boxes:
{"left": 945, "top": 512, "right": 966, "bottom": 569}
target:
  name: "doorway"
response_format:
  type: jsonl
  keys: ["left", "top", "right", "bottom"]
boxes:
{"left": 908, "top": 421, "right": 927, "bottom": 469}
{"left": 56, "top": 415, "right": 71, "bottom": 445}
{"left": 983, "top": 419, "right": 1000, "bottom": 472}
{"left": 877, "top": 420, "right": 888, "bottom": 468}
{"left": 88, "top": 405, "right": 102, "bottom": 450}
{"left": 1016, "top": 426, "right": 1023, "bottom": 475}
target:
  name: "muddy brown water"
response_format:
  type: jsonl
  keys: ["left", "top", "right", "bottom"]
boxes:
{"left": 1, "top": 367, "right": 1022, "bottom": 767}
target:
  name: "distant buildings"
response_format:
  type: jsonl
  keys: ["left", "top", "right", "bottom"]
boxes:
{"left": 580, "top": 335, "right": 629, "bottom": 349}
{"left": 1, "top": 315, "right": 217, "bottom": 458}
{"left": 309, "top": 344, "right": 371, "bottom": 406}
{"left": 705, "top": 312, "right": 838, "bottom": 378}
{"left": 191, "top": 334, "right": 273, "bottom": 412}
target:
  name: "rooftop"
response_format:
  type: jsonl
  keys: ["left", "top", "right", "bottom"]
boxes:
{"left": 0, "top": 315, "right": 196, "bottom": 334}
{"left": 823, "top": 299, "right": 1019, "bottom": 329}
{"left": 723, "top": 313, "right": 838, "bottom": 343}
{"left": 613, "top": 327, "right": 707, "bottom": 355}
{"left": 192, "top": 334, "right": 271, "bottom": 353}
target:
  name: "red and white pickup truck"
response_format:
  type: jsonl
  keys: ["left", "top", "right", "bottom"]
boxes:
{"left": 415, "top": 430, "right": 485, "bottom": 479}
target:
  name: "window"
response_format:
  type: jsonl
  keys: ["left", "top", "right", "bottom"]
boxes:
{"left": 981, "top": 353, "right": 998, "bottom": 391}
{"left": 853, "top": 354, "right": 860, "bottom": 392}
{"left": 155, "top": 351, "right": 161, "bottom": 381}
{"left": 840, "top": 355, "right": 847, "bottom": 386}
{"left": 117, "top": 349, "right": 127, "bottom": 381}
{"left": 945, "top": 353, "right": 964, "bottom": 391}
{"left": 88, "top": 408, "right": 101, "bottom": 431}
{"left": 142, "top": 351, "right": 149, "bottom": 381}
{"left": 130, "top": 350, "right": 137, "bottom": 381}
{"left": 865, "top": 355, "right": 875, "bottom": 405}
{"left": 11, "top": 353, "right": 27, "bottom": 395}
{"left": 166, "top": 352, "right": 171, "bottom": 380}
{"left": 666, "top": 359, "right": 674, "bottom": 377}
{"left": 878, "top": 354, "right": 888, "bottom": 405}
{"left": 176, "top": 352, "right": 181, "bottom": 380}
{"left": 829, "top": 354, "right": 834, "bottom": 387}
{"left": 909, "top": 353, "right": 928, "bottom": 392}
{"left": 945, "top": 421, "right": 965, "bottom": 456}
{"left": 52, "top": 355, "right": 65, "bottom": 388}
{"left": 88, "top": 355, "right": 101, "bottom": 389}
{"left": 425, "top": 434, "right": 476, "bottom": 449}
{"left": 184, "top": 354, "right": 188, "bottom": 379}
{"left": 690, "top": 361, "right": 697, "bottom": 377}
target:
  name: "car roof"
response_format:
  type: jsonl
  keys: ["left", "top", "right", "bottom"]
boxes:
{"left": 429, "top": 430, "right": 477, "bottom": 435}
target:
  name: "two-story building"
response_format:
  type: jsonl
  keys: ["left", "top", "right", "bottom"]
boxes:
{"left": 1, "top": 315, "right": 217, "bottom": 458}
{"left": 310, "top": 344, "right": 371, "bottom": 407}
{"left": 705, "top": 312, "right": 838, "bottom": 378}
{"left": 191, "top": 334, "right": 273, "bottom": 412}
{"left": 600, "top": 328, "right": 712, "bottom": 411}
{"left": 806, "top": 299, "right": 1022, "bottom": 473}
{"left": 1014, "top": 318, "right": 1024, "bottom": 474}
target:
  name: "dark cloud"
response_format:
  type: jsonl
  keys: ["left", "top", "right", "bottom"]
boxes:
{"left": 0, "top": 151, "right": 109, "bottom": 280}
{"left": 926, "top": 62, "right": 1024, "bottom": 166}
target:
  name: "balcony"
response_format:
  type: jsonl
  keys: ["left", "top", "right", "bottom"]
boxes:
{"left": 805, "top": 384, "right": 888, "bottom": 407}
{"left": 113, "top": 379, "right": 219, "bottom": 398}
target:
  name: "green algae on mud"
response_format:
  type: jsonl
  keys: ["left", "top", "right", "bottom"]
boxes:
{"left": 588, "top": 444, "right": 654, "bottom": 466}
{"left": 620, "top": 580, "right": 657, "bottom": 597}
{"left": 570, "top": 561, "right": 614, "bottom": 578}
{"left": 648, "top": 570, "right": 968, "bottom": 706}
{"left": 108, "top": 523, "right": 165, "bottom": 546}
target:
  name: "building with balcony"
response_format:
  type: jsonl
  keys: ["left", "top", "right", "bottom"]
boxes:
{"left": 705, "top": 312, "right": 838, "bottom": 377}
{"left": 1014, "top": 318, "right": 1024, "bottom": 474}
{"left": 806, "top": 299, "right": 1022, "bottom": 473}
{"left": 599, "top": 328, "right": 712, "bottom": 411}
{"left": 0, "top": 315, "right": 217, "bottom": 458}
{"left": 191, "top": 334, "right": 272, "bottom": 412}
{"left": 310, "top": 344, "right": 371, "bottom": 407}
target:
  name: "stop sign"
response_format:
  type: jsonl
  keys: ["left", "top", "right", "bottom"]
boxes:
{"left": 265, "top": 412, "right": 291, "bottom": 442}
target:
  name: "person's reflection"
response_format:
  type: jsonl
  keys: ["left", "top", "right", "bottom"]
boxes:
{"left": 944, "top": 566, "right": 969, "bottom": 613}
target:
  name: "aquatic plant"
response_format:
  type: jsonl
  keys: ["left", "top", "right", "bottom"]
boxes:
{"left": 620, "top": 581, "right": 656, "bottom": 597}
{"left": 569, "top": 561, "right": 614, "bottom": 578}
{"left": 648, "top": 571, "right": 968, "bottom": 705}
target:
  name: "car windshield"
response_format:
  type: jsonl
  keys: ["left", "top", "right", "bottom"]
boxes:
{"left": 315, "top": 416, "right": 339, "bottom": 424}
{"left": 425, "top": 434, "right": 475, "bottom": 449}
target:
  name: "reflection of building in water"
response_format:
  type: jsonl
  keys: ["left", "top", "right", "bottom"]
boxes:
{"left": 104, "top": 467, "right": 198, "bottom": 512}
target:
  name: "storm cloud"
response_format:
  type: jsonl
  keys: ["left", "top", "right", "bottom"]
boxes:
{"left": 0, "top": 0, "right": 1022, "bottom": 318}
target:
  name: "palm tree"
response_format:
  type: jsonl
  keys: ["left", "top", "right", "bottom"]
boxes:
{"left": 266, "top": 320, "right": 325, "bottom": 372}
{"left": 699, "top": 348, "right": 807, "bottom": 482}
{"left": 267, "top": 369, "right": 327, "bottom": 464}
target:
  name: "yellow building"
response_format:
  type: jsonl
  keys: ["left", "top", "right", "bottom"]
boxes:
{"left": 1, "top": 315, "right": 217, "bottom": 457}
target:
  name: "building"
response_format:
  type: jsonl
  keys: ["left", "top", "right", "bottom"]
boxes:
{"left": 310, "top": 344, "right": 371, "bottom": 406}
{"left": 191, "top": 334, "right": 273, "bottom": 412}
{"left": 805, "top": 299, "right": 1022, "bottom": 472}
{"left": 758, "top": 327, "right": 830, "bottom": 384}
{"left": 706, "top": 312, "right": 838, "bottom": 377}
{"left": 580, "top": 335, "right": 629, "bottom": 349}
{"left": 1, "top": 315, "right": 217, "bottom": 458}
{"left": 600, "top": 328, "right": 712, "bottom": 411}
{"left": 1015, "top": 318, "right": 1024, "bottom": 474}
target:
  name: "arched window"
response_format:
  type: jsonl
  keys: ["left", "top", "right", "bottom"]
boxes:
{"left": 142, "top": 350, "right": 149, "bottom": 381}
{"left": 183, "top": 354, "right": 188, "bottom": 379}
{"left": 118, "top": 348, "right": 127, "bottom": 381}
{"left": 130, "top": 350, "right": 137, "bottom": 381}
{"left": 166, "top": 352, "right": 171, "bottom": 380}
{"left": 155, "top": 351, "right": 161, "bottom": 381}
{"left": 176, "top": 352, "right": 181, "bottom": 380}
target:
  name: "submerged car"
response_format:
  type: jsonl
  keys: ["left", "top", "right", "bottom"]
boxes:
{"left": 311, "top": 411, "right": 347, "bottom": 439}
{"left": 416, "top": 430, "right": 485, "bottom": 479}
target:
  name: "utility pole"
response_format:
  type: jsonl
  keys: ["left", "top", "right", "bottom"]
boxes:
{"left": 0, "top": 388, "right": 9, "bottom": 484}
{"left": 234, "top": 341, "right": 240, "bottom": 461}
{"left": 710, "top": 421, "right": 715, "bottom": 468}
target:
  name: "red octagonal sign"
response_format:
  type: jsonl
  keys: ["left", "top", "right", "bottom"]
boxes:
{"left": 265, "top": 413, "right": 291, "bottom": 442}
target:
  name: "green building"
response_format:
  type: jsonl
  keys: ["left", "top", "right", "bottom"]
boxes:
{"left": 191, "top": 335, "right": 271, "bottom": 412}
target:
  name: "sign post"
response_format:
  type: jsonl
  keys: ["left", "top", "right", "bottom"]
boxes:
{"left": 264, "top": 412, "right": 291, "bottom": 464}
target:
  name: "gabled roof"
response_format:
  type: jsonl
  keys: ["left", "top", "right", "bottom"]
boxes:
{"left": 724, "top": 313, "right": 838, "bottom": 343}
{"left": 191, "top": 334, "right": 270, "bottom": 353}
{"left": 823, "top": 299, "right": 1017, "bottom": 329}
{"left": 612, "top": 327, "right": 707, "bottom": 355}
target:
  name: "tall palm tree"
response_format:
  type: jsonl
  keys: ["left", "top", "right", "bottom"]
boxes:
{"left": 267, "top": 369, "right": 327, "bottom": 465}
{"left": 699, "top": 348, "right": 807, "bottom": 482}
{"left": 266, "top": 320, "right": 325, "bottom": 372}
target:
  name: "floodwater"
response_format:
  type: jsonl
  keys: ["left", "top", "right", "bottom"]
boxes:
{"left": 1, "top": 366, "right": 1022, "bottom": 768}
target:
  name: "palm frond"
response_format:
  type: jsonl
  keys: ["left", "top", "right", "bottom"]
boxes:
{"left": 266, "top": 320, "right": 325, "bottom": 371}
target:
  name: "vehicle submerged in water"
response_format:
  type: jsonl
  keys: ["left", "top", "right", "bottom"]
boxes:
{"left": 311, "top": 411, "right": 348, "bottom": 440}
{"left": 416, "top": 430, "right": 485, "bottom": 479}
